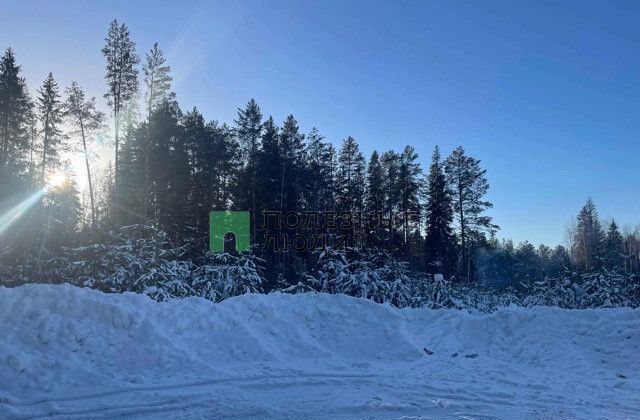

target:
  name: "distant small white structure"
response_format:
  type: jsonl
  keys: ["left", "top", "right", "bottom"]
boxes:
{"left": 434, "top": 274, "right": 444, "bottom": 282}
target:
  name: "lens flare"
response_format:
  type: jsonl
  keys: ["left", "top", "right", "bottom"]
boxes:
{"left": 47, "top": 172, "right": 67, "bottom": 188}
{"left": 0, "top": 189, "right": 46, "bottom": 237}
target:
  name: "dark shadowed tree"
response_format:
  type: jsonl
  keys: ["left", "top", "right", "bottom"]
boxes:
{"left": 0, "top": 48, "right": 32, "bottom": 197}
{"left": 444, "top": 146, "right": 498, "bottom": 281}
{"left": 423, "top": 146, "right": 455, "bottom": 276}
{"left": 37, "top": 73, "right": 64, "bottom": 183}
{"left": 604, "top": 219, "right": 624, "bottom": 271}
{"left": 142, "top": 42, "right": 172, "bottom": 218}
{"left": 336, "top": 136, "right": 365, "bottom": 213}
{"left": 397, "top": 145, "right": 421, "bottom": 245}
{"left": 233, "top": 99, "right": 262, "bottom": 239}
{"left": 570, "top": 197, "right": 605, "bottom": 271}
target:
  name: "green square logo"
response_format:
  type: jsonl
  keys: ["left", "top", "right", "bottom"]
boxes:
{"left": 209, "top": 211, "right": 250, "bottom": 252}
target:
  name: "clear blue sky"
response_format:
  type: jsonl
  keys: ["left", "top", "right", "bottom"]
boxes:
{"left": 2, "top": 0, "right": 638, "bottom": 246}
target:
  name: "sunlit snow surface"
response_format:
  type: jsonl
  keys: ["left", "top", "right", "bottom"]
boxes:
{"left": 0, "top": 284, "right": 638, "bottom": 419}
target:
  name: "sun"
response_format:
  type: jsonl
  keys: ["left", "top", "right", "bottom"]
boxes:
{"left": 46, "top": 172, "right": 68, "bottom": 188}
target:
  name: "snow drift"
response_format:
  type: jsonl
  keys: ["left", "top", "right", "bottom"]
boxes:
{"left": 1, "top": 284, "right": 639, "bottom": 419}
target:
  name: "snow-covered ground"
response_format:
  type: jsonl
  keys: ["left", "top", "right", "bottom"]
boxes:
{"left": 0, "top": 284, "right": 638, "bottom": 419}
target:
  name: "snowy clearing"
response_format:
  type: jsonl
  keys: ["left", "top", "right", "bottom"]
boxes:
{"left": 0, "top": 284, "right": 638, "bottom": 419}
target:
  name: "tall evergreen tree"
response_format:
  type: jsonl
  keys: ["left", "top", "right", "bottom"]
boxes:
{"left": 182, "top": 108, "right": 209, "bottom": 236}
{"left": 233, "top": 99, "right": 262, "bottom": 239}
{"left": 444, "top": 146, "right": 497, "bottom": 281}
{"left": 143, "top": 43, "right": 172, "bottom": 116}
{"left": 423, "top": 146, "right": 455, "bottom": 275}
{"left": 397, "top": 145, "right": 421, "bottom": 244}
{"left": 146, "top": 99, "right": 182, "bottom": 230}
{"left": 142, "top": 42, "right": 172, "bottom": 218}
{"left": 0, "top": 48, "right": 32, "bottom": 197}
{"left": 604, "top": 219, "right": 624, "bottom": 271}
{"left": 37, "top": 73, "right": 64, "bottom": 182}
{"left": 336, "top": 136, "right": 365, "bottom": 213}
{"left": 570, "top": 197, "right": 605, "bottom": 271}
{"left": 65, "top": 82, "right": 104, "bottom": 230}
{"left": 305, "top": 128, "right": 335, "bottom": 212}
{"left": 365, "top": 151, "right": 384, "bottom": 214}
{"left": 278, "top": 115, "right": 306, "bottom": 214}
{"left": 365, "top": 150, "right": 384, "bottom": 244}
{"left": 256, "top": 116, "right": 281, "bottom": 216}
{"left": 380, "top": 150, "right": 400, "bottom": 247}
{"left": 102, "top": 19, "right": 139, "bottom": 193}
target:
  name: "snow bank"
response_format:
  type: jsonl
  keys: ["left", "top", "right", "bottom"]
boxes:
{"left": 0, "top": 284, "right": 638, "bottom": 418}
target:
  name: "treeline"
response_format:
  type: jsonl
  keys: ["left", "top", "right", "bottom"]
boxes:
{"left": 1, "top": 20, "right": 639, "bottom": 292}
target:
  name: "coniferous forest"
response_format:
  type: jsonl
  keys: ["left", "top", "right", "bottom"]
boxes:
{"left": 1, "top": 20, "right": 639, "bottom": 310}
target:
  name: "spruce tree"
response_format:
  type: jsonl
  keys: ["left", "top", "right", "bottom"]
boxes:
{"left": 142, "top": 43, "right": 172, "bottom": 218}
{"left": 570, "top": 197, "right": 605, "bottom": 271}
{"left": 380, "top": 150, "right": 400, "bottom": 247}
{"left": 183, "top": 108, "right": 209, "bottom": 237}
{"left": 37, "top": 73, "right": 64, "bottom": 182}
{"left": 423, "top": 146, "right": 455, "bottom": 275}
{"left": 397, "top": 145, "right": 421, "bottom": 244}
{"left": 0, "top": 48, "right": 32, "bottom": 197}
{"left": 336, "top": 136, "right": 365, "bottom": 213}
{"left": 256, "top": 116, "right": 281, "bottom": 215}
{"left": 365, "top": 151, "right": 384, "bottom": 244}
{"left": 234, "top": 99, "right": 262, "bottom": 239}
{"left": 604, "top": 219, "right": 624, "bottom": 271}
{"left": 306, "top": 128, "right": 335, "bottom": 212}
{"left": 278, "top": 115, "right": 306, "bottom": 214}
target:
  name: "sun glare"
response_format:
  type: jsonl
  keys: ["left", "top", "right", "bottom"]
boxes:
{"left": 47, "top": 172, "right": 67, "bottom": 188}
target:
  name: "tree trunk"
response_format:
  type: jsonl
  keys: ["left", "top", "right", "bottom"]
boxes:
{"left": 78, "top": 115, "right": 96, "bottom": 230}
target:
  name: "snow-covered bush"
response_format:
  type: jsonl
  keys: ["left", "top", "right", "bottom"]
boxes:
{"left": 3, "top": 225, "right": 638, "bottom": 311}
{"left": 191, "top": 252, "right": 264, "bottom": 302}
{"left": 305, "top": 247, "right": 416, "bottom": 307}
{"left": 0, "top": 247, "right": 74, "bottom": 286}
{"left": 71, "top": 225, "right": 264, "bottom": 302}
{"left": 521, "top": 271, "right": 639, "bottom": 309}
{"left": 72, "top": 225, "right": 187, "bottom": 295}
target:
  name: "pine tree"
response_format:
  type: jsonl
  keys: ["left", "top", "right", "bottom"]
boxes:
{"left": 102, "top": 19, "right": 139, "bottom": 193}
{"left": 0, "top": 48, "right": 32, "bottom": 197}
{"left": 64, "top": 82, "right": 104, "bottom": 230}
{"left": 604, "top": 219, "right": 624, "bottom": 271}
{"left": 444, "top": 146, "right": 497, "bottom": 281}
{"left": 570, "top": 197, "right": 605, "bottom": 271}
{"left": 37, "top": 73, "right": 64, "bottom": 182}
{"left": 143, "top": 43, "right": 173, "bottom": 116}
{"left": 423, "top": 146, "right": 455, "bottom": 275}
